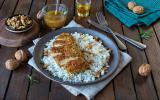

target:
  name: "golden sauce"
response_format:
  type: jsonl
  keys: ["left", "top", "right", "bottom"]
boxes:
{"left": 44, "top": 11, "right": 66, "bottom": 29}
{"left": 76, "top": 3, "right": 90, "bottom": 17}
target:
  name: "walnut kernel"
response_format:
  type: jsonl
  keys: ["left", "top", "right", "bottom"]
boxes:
{"left": 86, "top": 44, "right": 92, "bottom": 49}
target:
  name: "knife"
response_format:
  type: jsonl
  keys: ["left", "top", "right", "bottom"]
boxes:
{"left": 87, "top": 19, "right": 147, "bottom": 50}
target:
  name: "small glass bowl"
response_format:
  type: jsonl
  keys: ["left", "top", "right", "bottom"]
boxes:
{"left": 41, "top": 4, "right": 68, "bottom": 29}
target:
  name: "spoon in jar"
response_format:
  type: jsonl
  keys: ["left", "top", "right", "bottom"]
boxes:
{"left": 37, "top": 0, "right": 60, "bottom": 19}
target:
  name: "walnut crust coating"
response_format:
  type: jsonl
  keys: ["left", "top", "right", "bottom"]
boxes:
{"left": 51, "top": 33, "right": 90, "bottom": 74}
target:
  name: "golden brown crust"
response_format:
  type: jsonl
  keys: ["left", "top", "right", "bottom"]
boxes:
{"left": 51, "top": 33, "right": 90, "bottom": 74}
{"left": 65, "top": 58, "right": 91, "bottom": 73}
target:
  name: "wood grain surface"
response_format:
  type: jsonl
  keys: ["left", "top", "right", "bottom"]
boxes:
{"left": 0, "top": 0, "right": 159, "bottom": 100}
{"left": 0, "top": 19, "right": 39, "bottom": 47}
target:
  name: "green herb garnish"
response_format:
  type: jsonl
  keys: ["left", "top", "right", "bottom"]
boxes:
{"left": 27, "top": 74, "right": 39, "bottom": 85}
{"left": 139, "top": 27, "right": 152, "bottom": 39}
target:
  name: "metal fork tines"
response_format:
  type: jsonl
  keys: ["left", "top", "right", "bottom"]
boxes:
{"left": 96, "top": 12, "right": 109, "bottom": 26}
{"left": 96, "top": 11, "right": 146, "bottom": 50}
{"left": 96, "top": 12, "right": 127, "bottom": 50}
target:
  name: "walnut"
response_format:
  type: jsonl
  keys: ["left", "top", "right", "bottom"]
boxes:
{"left": 128, "top": 1, "right": 136, "bottom": 10}
{"left": 138, "top": 64, "right": 151, "bottom": 76}
{"left": 95, "top": 71, "right": 100, "bottom": 78}
{"left": 101, "top": 67, "right": 108, "bottom": 72}
{"left": 132, "top": 6, "right": 144, "bottom": 14}
{"left": 43, "top": 50, "right": 48, "bottom": 56}
{"left": 15, "top": 50, "right": 28, "bottom": 62}
{"left": 6, "top": 15, "right": 32, "bottom": 30}
{"left": 5, "top": 59, "right": 20, "bottom": 70}
{"left": 43, "top": 64, "right": 49, "bottom": 69}
{"left": 94, "top": 37, "right": 100, "bottom": 42}
{"left": 86, "top": 44, "right": 92, "bottom": 49}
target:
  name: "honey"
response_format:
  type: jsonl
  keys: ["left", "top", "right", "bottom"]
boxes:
{"left": 44, "top": 11, "right": 67, "bottom": 29}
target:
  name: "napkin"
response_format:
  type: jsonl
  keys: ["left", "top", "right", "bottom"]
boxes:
{"left": 104, "top": 0, "right": 160, "bottom": 27}
{"left": 28, "top": 20, "right": 132, "bottom": 100}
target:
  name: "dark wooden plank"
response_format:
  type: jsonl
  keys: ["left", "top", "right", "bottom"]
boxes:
{"left": 27, "top": 0, "right": 51, "bottom": 100}
{"left": 0, "top": 1, "right": 158, "bottom": 100}
{"left": 113, "top": 67, "right": 137, "bottom": 100}
{"left": 14, "top": 0, "right": 32, "bottom": 15}
{"left": 103, "top": 11, "right": 137, "bottom": 100}
{"left": 5, "top": 64, "right": 31, "bottom": 100}
{"left": 140, "top": 25, "right": 160, "bottom": 99}
{"left": 46, "top": 0, "right": 55, "bottom": 4}
{"left": 29, "top": 0, "right": 46, "bottom": 19}
{"left": 0, "top": 0, "right": 5, "bottom": 9}
{"left": 27, "top": 70, "right": 50, "bottom": 100}
{"left": 61, "top": 0, "right": 74, "bottom": 24}
{"left": 0, "top": 47, "right": 17, "bottom": 100}
{"left": 89, "top": 0, "right": 115, "bottom": 100}
{"left": 153, "top": 21, "right": 160, "bottom": 99}
{"left": 153, "top": 20, "right": 160, "bottom": 42}
{"left": 122, "top": 25, "right": 158, "bottom": 100}
{"left": 0, "top": 0, "right": 18, "bottom": 19}
{"left": 49, "top": 82, "right": 71, "bottom": 100}
{"left": 95, "top": 83, "right": 115, "bottom": 100}
{"left": 0, "top": 0, "right": 19, "bottom": 99}
{"left": 71, "top": 95, "right": 86, "bottom": 100}
{"left": 4, "top": 0, "right": 32, "bottom": 100}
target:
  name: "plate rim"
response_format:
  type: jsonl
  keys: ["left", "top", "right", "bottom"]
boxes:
{"left": 5, "top": 23, "right": 33, "bottom": 33}
{"left": 33, "top": 27, "right": 120, "bottom": 86}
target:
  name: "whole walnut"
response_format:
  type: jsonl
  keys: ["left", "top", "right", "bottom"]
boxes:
{"left": 132, "top": 6, "right": 144, "bottom": 14}
{"left": 5, "top": 59, "right": 20, "bottom": 70}
{"left": 15, "top": 50, "right": 28, "bottom": 62}
{"left": 128, "top": 1, "right": 136, "bottom": 10}
{"left": 138, "top": 64, "right": 151, "bottom": 76}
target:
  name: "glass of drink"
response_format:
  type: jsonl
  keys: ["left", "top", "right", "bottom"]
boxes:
{"left": 41, "top": 4, "right": 68, "bottom": 29}
{"left": 76, "top": 0, "right": 91, "bottom": 17}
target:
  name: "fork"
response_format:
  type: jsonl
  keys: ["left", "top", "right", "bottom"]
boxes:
{"left": 96, "top": 12, "right": 147, "bottom": 50}
{"left": 96, "top": 12, "right": 127, "bottom": 50}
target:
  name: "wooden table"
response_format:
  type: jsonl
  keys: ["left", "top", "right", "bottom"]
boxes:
{"left": 0, "top": 0, "right": 160, "bottom": 100}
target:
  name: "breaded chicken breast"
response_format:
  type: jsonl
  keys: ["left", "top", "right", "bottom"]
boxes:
{"left": 51, "top": 33, "right": 90, "bottom": 74}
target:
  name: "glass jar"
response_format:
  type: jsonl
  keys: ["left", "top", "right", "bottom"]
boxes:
{"left": 41, "top": 4, "right": 68, "bottom": 29}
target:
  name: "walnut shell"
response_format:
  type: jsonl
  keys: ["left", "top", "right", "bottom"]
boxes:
{"left": 128, "top": 2, "right": 136, "bottom": 10}
{"left": 5, "top": 59, "right": 20, "bottom": 70}
{"left": 132, "top": 6, "right": 144, "bottom": 14}
{"left": 138, "top": 64, "right": 151, "bottom": 76}
{"left": 15, "top": 50, "right": 28, "bottom": 62}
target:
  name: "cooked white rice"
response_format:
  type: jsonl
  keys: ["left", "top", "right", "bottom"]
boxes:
{"left": 42, "top": 32, "right": 111, "bottom": 83}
